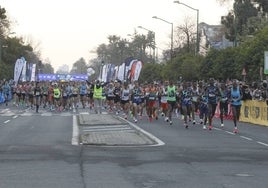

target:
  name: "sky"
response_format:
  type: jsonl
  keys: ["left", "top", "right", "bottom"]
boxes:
{"left": 1, "top": 0, "right": 233, "bottom": 71}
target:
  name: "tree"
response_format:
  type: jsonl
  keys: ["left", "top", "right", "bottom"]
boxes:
{"left": 221, "top": 0, "right": 268, "bottom": 44}
{"left": 70, "top": 57, "right": 87, "bottom": 74}
{"left": 175, "top": 17, "right": 196, "bottom": 54}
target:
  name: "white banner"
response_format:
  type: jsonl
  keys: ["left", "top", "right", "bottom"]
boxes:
{"left": 20, "top": 60, "right": 27, "bottom": 82}
{"left": 14, "top": 57, "right": 26, "bottom": 84}
{"left": 133, "top": 61, "right": 143, "bottom": 81}
{"left": 31, "top": 64, "right": 36, "bottom": 81}
{"left": 117, "top": 63, "right": 125, "bottom": 81}
{"left": 264, "top": 51, "right": 268, "bottom": 75}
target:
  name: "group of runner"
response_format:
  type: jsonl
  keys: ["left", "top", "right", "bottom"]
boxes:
{"left": 1, "top": 78, "right": 259, "bottom": 133}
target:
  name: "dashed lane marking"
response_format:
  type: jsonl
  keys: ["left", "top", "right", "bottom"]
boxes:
{"left": 83, "top": 127, "right": 133, "bottom": 132}
{"left": 225, "top": 131, "right": 235, "bottom": 135}
{"left": 72, "top": 115, "right": 79, "bottom": 146}
{"left": 119, "top": 117, "right": 165, "bottom": 147}
{"left": 257, "top": 141, "right": 268, "bottom": 147}
{"left": 240, "top": 136, "right": 253, "bottom": 141}
{"left": 4, "top": 120, "right": 10, "bottom": 124}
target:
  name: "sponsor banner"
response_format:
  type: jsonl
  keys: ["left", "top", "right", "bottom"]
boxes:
{"left": 31, "top": 64, "right": 36, "bottom": 81}
{"left": 20, "top": 60, "right": 27, "bottom": 82}
{"left": 37, "top": 74, "right": 88, "bottom": 81}
{"left": 117, "top": 63, "right": 125, "bottom": 81}
{"left": 14, "top": 57, "right": 26, "bottom": 84}
{"left": 265, "top": 51, "right": 268, "bottom": 75}
{"left": 240, "top": 100, "right": 268, "bottom": 126}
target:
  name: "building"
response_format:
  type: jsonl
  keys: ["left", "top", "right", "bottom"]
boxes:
{"left": 199, "top": 22, "right": 233, "bottom": 55}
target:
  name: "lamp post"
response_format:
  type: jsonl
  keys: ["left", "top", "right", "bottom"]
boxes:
{"left": 174, "top": 1, "right": 199, "bottom": 55}
{"left": 152, "top": 16, "right": 173, "bottom": 61}
{"left": 137, "top": 26, "right": 156, "bottom": 63}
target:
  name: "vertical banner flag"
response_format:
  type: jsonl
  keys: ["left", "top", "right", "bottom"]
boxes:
{"left": 20, "top": 60, "right": 27, "bottom": 82}
{"left": 31, "top": 64, "right": 36, "bottom": 81}
{"left": 26, "top": 63, "right": 32, "bottom": 81}
{"left": 133, "top": 61, "right": 143, "bottom": 81}
{"left": 264, "top": 51, "right": 268, "bottom": 75}
{"left": 124, "top": 57, "right": 135, "bottom": 81}
{"left": 114, "top": 66, "right": 119, "bottom": 81}
{"left": 14, "top": 57, "right": 26, "bottom": 84}
{"left": 118, "top": 63, "right": 125, "bottom": 81}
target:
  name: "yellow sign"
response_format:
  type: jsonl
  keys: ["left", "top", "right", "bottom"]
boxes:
{"left": 240, "top": 100, "right": 268, "bottom": 126}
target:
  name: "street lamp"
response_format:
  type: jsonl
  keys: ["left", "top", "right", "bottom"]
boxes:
{"left": 152, "top": 16, "right": 173, "bottom": 61}
{"left": 137, "top": 26, "right": 156, "bottom": 63}
{"left": 174, "top": 1, "right": 199, "bottom": 55}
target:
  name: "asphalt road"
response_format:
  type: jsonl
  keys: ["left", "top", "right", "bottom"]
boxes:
{"left": 0, "top": 104, "right": 267, "bottom": 188}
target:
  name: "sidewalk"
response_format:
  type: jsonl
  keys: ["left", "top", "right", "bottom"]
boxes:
{"left": 78, "top": 113, "right": 157, "bottom": 146}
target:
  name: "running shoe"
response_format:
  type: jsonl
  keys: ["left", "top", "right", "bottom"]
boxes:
{"left": 165, "top": 117, "right": 169, "bottom": 122}
{"left": 221, "top": 123, "right": 224, "bottom": 128}
{"left": 133, "top": 117, "right": 138, "bottom": 123}
{"left": 185, "top": 123, "right": 189, "bottom": 129}
{"left": 233, "top": 127, "right": 238, "bottom": 133}
{"left": 193, "top": 120, "right": 196, "bottom": 125}
{"left": 203, "top": 125, "right": 207, "bottom": 130}
{"left": 208, "top": 125, "right": 213, "bottom": 130}
{"left": 169, "top": 120, "right": 173, "bottom": 125}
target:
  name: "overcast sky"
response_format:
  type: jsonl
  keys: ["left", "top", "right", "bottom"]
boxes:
{"left": 1, "top": 0, "right": 233, "bottom": 71}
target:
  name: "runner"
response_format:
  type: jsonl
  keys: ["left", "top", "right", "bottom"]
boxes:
{"left": 219, "top": 82, "right": 229, "bottom": 127}
{"left": 1, "top": 80, "right": 11, "bottom": 106}
{"left": 41, "top": 81, "right": 49, "bottom": 109}
{"left": 146, "top": 82, "right": 158, "bottom": 122}
{"left": 191, "top": 82, "right": 199, "bottom": 124}
{"left": 199, "top": 94, "right": 209, "bottom": 130}
{"left": 120, "top": 82, "right": 130, "bottom": 119}
{"left": 206, "top": 78, "right": 220, "bottom": 130}
{"left": 106, "top": 82, "right": 115, "bottom": 112}
{"left": 86, "top": 81, "right": 94, "bottom": 110}
{"left": 160, "top": 81, "right": 169, "bottom": 121}
{"left": 79, "top": 81, "right": 87, "bottom": 108}
{"left": 34, "top": 82, "right": 42, "bottom": 113}
{"left": 131, "top": 81, "right": 142, "bottom": 123}
{"left": 166, "top": 81, "right": 177, "bottom": 125}
{"left": 229, "top": 80, "right": 243, "bottom": 133}
{"left": 72, "top": 82, "right": 79, "bottom": 109}
{"left": 113, "top": 80, "right": 122, "bottom": 115}
{"left": 180, "top": 82, "right": 192, "bottom": 129}
{"left": 53, "top": 83, "right": 61, "bottom": 112}
{"left": 48, "top": 83, "right": 54, "bottom": 110}
{"left": 93, "top": 80, "right": 103, "bottom": 114}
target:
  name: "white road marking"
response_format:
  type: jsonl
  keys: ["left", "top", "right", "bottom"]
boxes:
{"left": 83, "top": 127, "right": 132, "bottom": 132}
{"left": 213, "top": 127, "right": 221, "bottom": 131}
{"left": 72, "top": 115, "right": 79, "bottom": 146}
{"left": 21, "top": 112, "right": 33, "bottom": 116}
{"left": 4, "top": 120, "right": 10, "bottom": 124}
{"left": 225, "top": 131, "right": 235, "bottom": 135}
{"left": 83, "top": 125, "right": 128, "bottom": 129}
{"left": 240, "top": 136, "right": 253, "bottom": 141}
{"left": 120, "top": 117, "right": 165, "bottom": 146}
{"left": 41, "top": 112, "right": 53, "bottom": 116}
{"left": 257, "top": 141, "right": 268, "bottom": 147}
{"left": 13, "top": 115, "right": 18, "bottom": 119}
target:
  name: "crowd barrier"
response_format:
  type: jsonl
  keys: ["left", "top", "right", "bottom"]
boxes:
{"left": 214, "top": 100, "right": 268, "bottom": 126}
{"left": 239, "top": 100, "right": 268, "bottom": 127}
